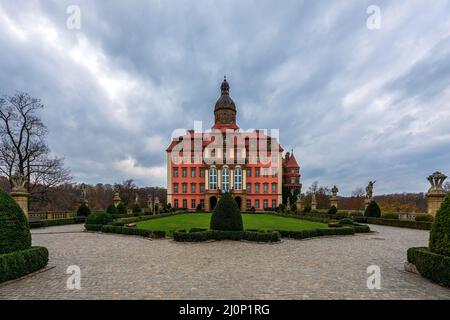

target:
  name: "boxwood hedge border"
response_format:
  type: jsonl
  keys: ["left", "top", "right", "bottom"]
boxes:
{"left": 0, "top": 246, "right": 49, "bottom": 284}
{"left": 407, "top": 247, "right": 450, "bottom": 287}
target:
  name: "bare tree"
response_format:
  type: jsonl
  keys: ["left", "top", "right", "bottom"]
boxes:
{"left": 0, "top": 92, "right": 71, "bottom": 201}
{"left": 352, "top": 187, "right": 365, "bottom": 198}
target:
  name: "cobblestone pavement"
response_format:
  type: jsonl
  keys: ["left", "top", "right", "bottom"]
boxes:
{"left": 1, "top": 224, "right": 449, "bottom": 300}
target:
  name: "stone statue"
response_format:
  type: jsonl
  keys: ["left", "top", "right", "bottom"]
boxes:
{"left": 331, "top": 186, "right": 339, "bottom": 197}
{"left": 11, "top": 172, "right": 27, "bottom": 192}
{"left": 135, "top": 194, "right": 139, "bottom": 204}
{"left": 366, "top": 181, "right": 376, "bottom": 199}
{"left": 80, "top": 183, "right": 87, "bottom": 200}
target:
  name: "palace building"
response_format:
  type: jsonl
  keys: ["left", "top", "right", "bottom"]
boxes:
{"left": 166, "top": 78, "right": 301, "bottom": 211}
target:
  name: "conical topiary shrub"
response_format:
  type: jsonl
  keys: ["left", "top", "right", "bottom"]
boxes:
{"left": 106, "top": 203, "right": 118, "bottom": 214}
{"left": 116, "top": 202, "right": 128, "bottom": 215}
{"left": 210, "top": 192, "right": 243, "bottom": 231}
{"left": 76, "top": 203, "right": 91, "bottom": 217}
{"left": 429, "top": 193, "right": 450, "bottom": 257}
{"left": 0, "top": 189, "right": 32, "bottom": 254}
{"left": 364, "top": 201, "right": 381, "bottom": 218}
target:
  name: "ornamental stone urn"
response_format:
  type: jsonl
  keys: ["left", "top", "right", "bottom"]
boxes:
{"left": 426, "top": 171, "right": 447, "bottom": 216}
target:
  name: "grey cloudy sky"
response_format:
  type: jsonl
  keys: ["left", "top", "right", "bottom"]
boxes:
{"left": 1, "top": 0, "right": 450, "bottom": 195}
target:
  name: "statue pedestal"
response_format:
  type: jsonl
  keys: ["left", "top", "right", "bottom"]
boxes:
{"left": 311, "top": 200, "right": 317, "bottom": 211}
{"left": 330, "top": 196, "right": 338, "bottom": 209}
{"left": 427, "top": 192, "right": 445, "bottom": 217}
{"left": 364, "top": 198, "right": 372, "bottom": 210}
{"left": 296, "top": 198, "right": 302, "bottom": 211}
{"left": 11, "top": 191, "right": 30, "bottom": 219}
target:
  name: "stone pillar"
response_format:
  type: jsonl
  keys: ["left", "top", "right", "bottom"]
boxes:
{"left": 330, "top": 185, "right": 339, "bottom": 209}
{"left": 311, "top": 192, "right": 317, "bottom": 210}
{"left": 427, "top": 171, "right": 447, "bottom": 217}
{"left": 296, "top": 197, "right": 302, "bottom": 211}
{"left": 10, "top": 172, "right": 30, "bottom": 219}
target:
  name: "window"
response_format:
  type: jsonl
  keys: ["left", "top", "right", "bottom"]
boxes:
{"left": 272, "top": 155, "right": 278, "bottom": 165}
{"left": 272, "top": 183, "right": 277, "bottom": 193}
{"left": 182, "top": 183, "right": 187, "bottom": 194}
{"left": 263, "top": 168, "right": 269, "bottom": 177}
{"left": 291, "top": 177, "right": 296, "bottom": 184}
{"left": 200, "top": 199, "right": 205, "bottom": 209}
{"left": 182, "top": 199, "right": 187, "bottom": 209}
{"left": 246, "top": 168, "right": 252, "bottom": 177}
{"left": 272, "top": 200, "right": 277, "bottom": 208}
{"left": 255, "top": 168, "right": 260, "bottom": 177}
{"left": 191, "top": 155, "right": 195, "bottom": 164}
{"left": 173, "top": 168, "right": 179, "bottom": 177}
{"left": 191, "top": 168, "right": 196, "bottom": 178}
{"left": 182, "top": 155, "right": 188, "bottom": 164}
{"left": 234, "top": 167, "right": 242, "bottom": 190}
{"left": 255, "top": 200, "right": 260, "bottom": 209}
{"left": 246, "top": 183, "right": 251, "bottom": 193}
{"left": 191, "top": 199, "right": 196, "bottom": 209}
{"left": 272, "top": 168, "right": 277, "bottom": 177}
{"left": 263, "top": 199, "right": 268, "bottom": 209}
{"left": 173, "top": 183, "right": 179, "bottom": 193}
{"left": 246, "top": 199, "right": 251, "bottom": 209}
{"left": 222, "top": 167, "right": 230, "bottom": 192}
{"left": 182, "top": 168, "right": 187, "bottom": 177}
{"left": 209, "top": 167, "right": 217, "bottom": 190}
{"left": 191, "top": 183, "right": 196, "bottom": 193}
{"left": 174, "top": 199, "right": 179, "bottom": 208}
{"left": 173, "top": 155, "right": 179, "bottom": 164}
{"left": 263, "top": 183, "right": 269, "bottom": 193}
{"left": 200, "top": 183, "right": 205, "bottom": 193}
{"left": 200, "top": 168, "right": 205, "bottom": 178}
{"left": 255, "top": 183, "right": 260, "bottom": 193}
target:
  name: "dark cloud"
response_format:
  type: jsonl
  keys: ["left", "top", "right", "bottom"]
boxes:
{"left": 0, "top": 0, "right": 449, "bottom": 194}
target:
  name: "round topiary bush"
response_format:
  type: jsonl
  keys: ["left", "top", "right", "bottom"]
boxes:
{"left": 429, "top": 193, "right": 450, "bottom": 257}
{"left": 85, "top": 212, "right": 113, "bottom": 225}
{"left": 132, "top": 203, "right": 142, "bottom": 214}
{"left": 328, "top": 206, "right": 338, "bottom": 215}
{"left": 116, "top": 202, "right": 128, "bottom": 215}
{"left": 76, "top": 203, "right": 91, "bottom": 217}
{"left": 106, "top": 203, "right": 118, "bottom": 215}
{"left": 278, "top": 204, "right": 286, "bottom": 213}
{"left": 291, "top": 204, "right": 297, "bottom": 213}
{"left": 303, "top": 204, "right": 312, "bottom": 213}
{"left": 364, "top": 201, "right": 381, "bottom": 218}
{"left": 0, "top": 189, "right": 32, "bottom": 254}
{"left": 210, "top": 192, "right": 243, "bottom": 231}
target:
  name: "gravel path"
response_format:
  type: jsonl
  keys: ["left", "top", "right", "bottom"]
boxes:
{"left": 0, "top": 224, "right": 449, "bottom": 300}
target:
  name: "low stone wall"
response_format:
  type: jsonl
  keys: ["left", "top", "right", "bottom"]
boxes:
{"left": 28, "top": 211, "right": 74, "bottom": 220}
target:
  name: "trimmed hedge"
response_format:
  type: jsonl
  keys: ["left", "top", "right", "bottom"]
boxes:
{"left": 429, "top": 193, "right": 450, "bottom": 257}
{"left": 0, "top": 189, "right": 32, "bottom": 254}
{"left": 407, "top": 247, "right": 450, "bottom": 287}
{"left": 106, "top": 204, "right": 118, "bottom": 215}
{"left": 85, "top": 212, "right": 113, "bottom": 226}
{"left": 276, "top": 227, "right": 354, "bottom": 239}
{"left": 174, "top": 230, "right": 280, "bottom": 243}
{"left": 381, "top": 213, "right": 399, "bottom": 220}
{"left": 29, "top": 218, "right": 78, "bottom": 229}
{"left": 111, "top": 212, "right": 184, "bottom": 226}
{"left": 367, "top": 218, "right": 432, "bottom": 230}
{"left": 100, "top": 225, "right": 166, "bottom": 239}
{"left": 0, "top": 246, "right": 49, "bottom": 284}
{"left": 415, "top": 214, "right": 434, "bottom": 222}
{"left": 85, "top": 224, "right": 103, "bottom": 231}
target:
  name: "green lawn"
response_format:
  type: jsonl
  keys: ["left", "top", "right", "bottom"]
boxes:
{"left": 136, "top": 213, "right": 327, "bottom": 235}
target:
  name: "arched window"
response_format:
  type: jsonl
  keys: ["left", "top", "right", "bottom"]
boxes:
{"left": 234, "top": 167, "right": 242, "bottom": 190}
{"left": 222, "top": 167, "right": 230, "bottom": 192}
{"left": 209, "top": 167, "right": 217, "bottom": 190}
